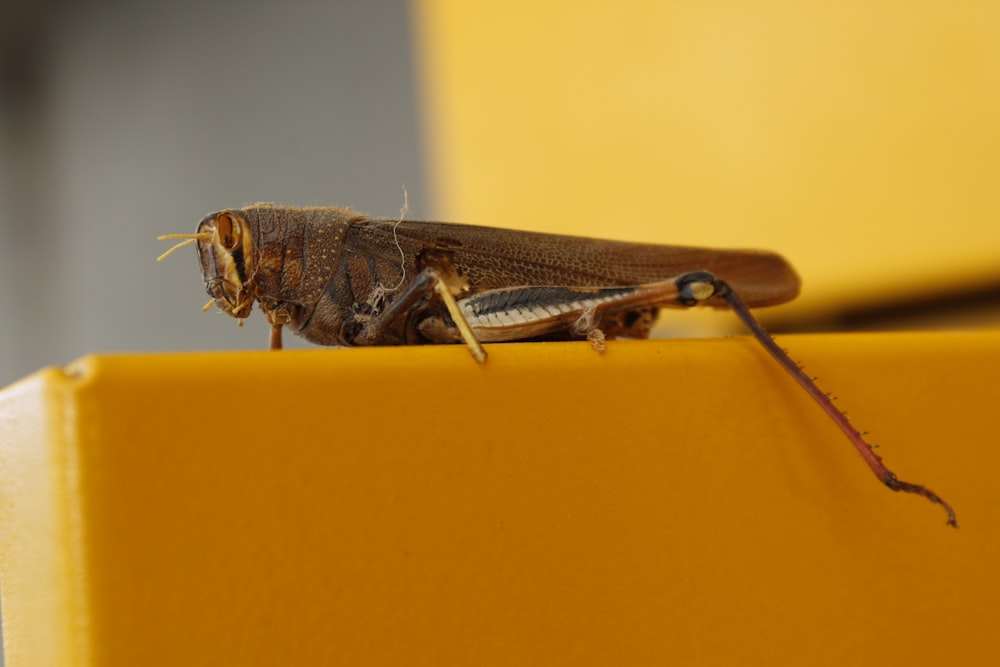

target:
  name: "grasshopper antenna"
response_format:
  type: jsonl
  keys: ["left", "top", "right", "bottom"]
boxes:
{"left": 157, "top": 232, "right": 213, "bottom": 262}
{"left": 704, "top": 277, "right": 957, "bottom": 528}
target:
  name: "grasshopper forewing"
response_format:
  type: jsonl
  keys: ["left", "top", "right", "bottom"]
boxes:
{"left": 159, "top": 204, "right": 957, "bottom": 527}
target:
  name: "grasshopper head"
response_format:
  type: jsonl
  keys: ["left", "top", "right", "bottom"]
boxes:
{"left": 194, "top": 211, "right": 258, "bottom": 319}
{"left": 158, "top": 210, "right": 258, "bottom": 320}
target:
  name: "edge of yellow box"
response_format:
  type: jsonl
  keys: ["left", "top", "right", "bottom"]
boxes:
{"left": 1, "top": 332, "right": 998, "bottom": 664}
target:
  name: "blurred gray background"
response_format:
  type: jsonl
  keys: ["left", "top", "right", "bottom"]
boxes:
{"left": 0, "top": 0, "right": 426, "bottom": 387}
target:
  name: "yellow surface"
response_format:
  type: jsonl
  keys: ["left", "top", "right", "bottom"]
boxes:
{"left": 413, "top": 1, "right": 1000, "bottom": 322}
{"left": 1, "top": 333, "right": 998, "bottom": 665}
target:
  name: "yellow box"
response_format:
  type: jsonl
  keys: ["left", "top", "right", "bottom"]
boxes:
{"left": 1, "top": 333, "right": 997, "bottom": 665}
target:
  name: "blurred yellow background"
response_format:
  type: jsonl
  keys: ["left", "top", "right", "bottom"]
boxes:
{"left": 414, "top": 0, "right": 1000, "bottom": 328}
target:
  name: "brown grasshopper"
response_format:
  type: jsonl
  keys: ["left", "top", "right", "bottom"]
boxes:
{"left": 159, "top": 203, "right": 957, "bottom": 527}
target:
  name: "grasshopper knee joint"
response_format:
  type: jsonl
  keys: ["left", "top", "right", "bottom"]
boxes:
{"left": 676, "top": 271, "right": 721, "bottom": 306}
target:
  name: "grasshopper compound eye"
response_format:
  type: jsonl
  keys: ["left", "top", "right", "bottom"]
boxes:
{"left": 213, "top": 212, "right": 242, "bottom": 251}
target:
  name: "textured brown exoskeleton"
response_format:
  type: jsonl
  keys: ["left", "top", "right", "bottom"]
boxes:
{"left": 159, "top": 203, "right": 956, "bottom": 527}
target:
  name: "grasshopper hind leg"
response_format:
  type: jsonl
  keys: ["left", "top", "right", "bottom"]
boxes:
{"left": 676, "top": 271, "right": 958, "bottom": 527}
